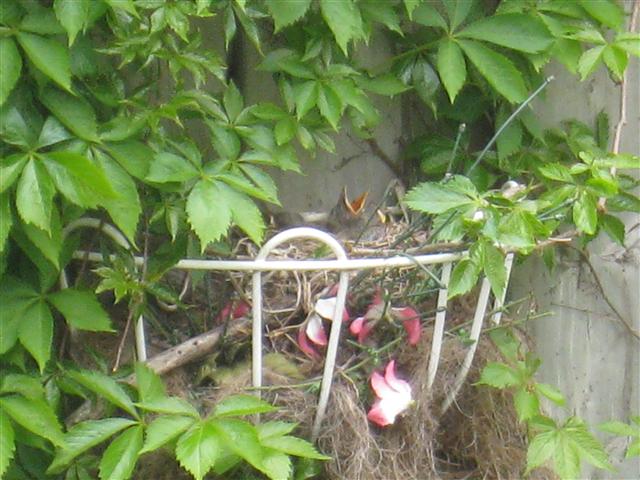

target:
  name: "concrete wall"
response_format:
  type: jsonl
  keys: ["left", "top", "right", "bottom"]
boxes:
{"left": 510, "top": 53, "right": 640, "bottom": 479}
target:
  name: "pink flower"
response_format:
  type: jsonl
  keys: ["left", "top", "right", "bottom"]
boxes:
{"left": 297, "top": 296, "right": 349, "bottom": 359}
{"left": 349, "top": 316, "right": 374, "bottom": 343}
{"left": 348, "top": 294, "right": 422, "bottom": 346}
{"left": 391, "top": 306, "right": 422, "bottom": 346}
{"left": 367, "top": 360, "right": 412, "bottom": 427}
{"left": 216, "top": 300, "right": 250, "bottom": 322}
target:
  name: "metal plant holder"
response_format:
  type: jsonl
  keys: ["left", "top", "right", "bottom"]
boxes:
{"left": 61, "top": 219, "right": 514, "bottom": 439}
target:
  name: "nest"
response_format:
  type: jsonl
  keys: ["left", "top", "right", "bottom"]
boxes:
{"left": 134, "top": 221, "right": 535, "bottom": 479}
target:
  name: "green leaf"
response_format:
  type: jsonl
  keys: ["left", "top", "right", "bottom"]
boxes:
{"left": 448, "top": 258, "right": 481, "bottom": 298}
{"left": 1, "top": 374, "right": 45, "bottom": 400}
{"left": 146, "top": 152, "right": 199, "bottom": 183}
{"left": 98, "top": 425, "right": 143, "bottom": 480}
{"left": 94, "top": 151, "right": 141, "bottom": 244}
{"left": 458, "top": 13, "right": 553, "bottom": 54}
{"left": 0, "top": 38, "right": 21, "bottom": 106}
{"left": 320, "top": 0, "right": 364, "bottom": 54}
{"left": 293, "top": 80, "right": 319, "bottom": 120}
{"left": 266, "top": 0, "right": 312, "bottom": 31}
{"left": 214, "top": 394, "right": 277, "bottom": 417}
{"left": 16, "top": 33, "right": 71, "bottom": 91}
{"left": 598, "top": 421, "right": 638, "bottom": 437}
{"left": 607, "top": 192, "right": 640, "bottom": 213}
{"left": 46, "top": 150, "right": 115, "bottom": 198}
{"left": 481, "top": 242, "right": 506, "bottom": 299}
{"left": 18, "top": 300, "right": 53, "bottom": 372}
{"left": 405, "top": 180, "right": 475, "bottom": 214}
{"left": 628, "top": 439, "right": 640, "bottom": 458}
{"left": 0, "top": 153, "right": 28, "bottom": 193}
{"left": 437, "top": 39, "right": 466, "bottom": 103}
{"left": 601, "top": 214, "right": 625, "bottom": 245}
{"left": 48, "top": 418, "right": 137, "bottom": 473}
{"left": 66, "top": 370, "right": 139, "bottom": 418}
{"left": 0, "top": 395, "right": 64, "bottom": 446}
{"left": 602, "top": 45, "right": 628, "bottom": 80}
{"left": 104, "top": 141, "right": 152, "bottom": 180}
{"left": 37, "top": 116, "right": 73, "bottom": 148}
{"left": 175, "top": 422, "right": 220, "bottom": 480}
{"left": 578, "top": 46, "right": 605, "bottom": 80}
{"left": 187, "top": 179, "right": 231, "bottom": 250}
{"left": 257, "top": 421, "right": 297, "bottom": 441}
{"left": 136, "top": 397, "right": 199, "bottom": 418}
{"left": 360, "top": 0, "right": 401, "bottom": 34}
{"left": 538, "top": 163, "right": 574, "bottom": 183}
{"left": 442, "top": 0, "right": 473, "bottom": 31}
{"left": 412, "top": 3, "right": 448, "bottom": 29}
{"left": 358, "top": 74, "right": 410, "bottom": 96}
{"left": 223, "top": 82, "right": 243, "bottom": 122}
{"left": 564, "top": 417, "right": 613, "bottom": 473}
{"left": 0, "top": 193, "right": 12, "bottom": 253}
{"left": 262, "top": 451, "right": 292, "bottom": 480}
{"left": 217, "top": 184, "right": 265, "bottom": 244}
{"left": 134, "top": 362, "right": 165, "bottom": 403}
{"left": 0, "top": 410, "right": 15, "bottom": 477}
{"left": 21, "top": 215, "right": 62, "bottom": 268}
{"left": 54, "top": 0, "right": 90, "bottom": 45}
{"left": 140, "top": 415, "right": 194, "bottom": 454}
{"left": 403, "top": 0, "right": 421, "bottom": 19}
{"left": 615, "top": 32, "right": 640, "bottom": 57}
{"left": 0, "top": 276, "right": 40, "bottom": 354}
{"left": 261, "top": 436, "right": 330, "bottom": 460}
{"left": 496, "top": 107, "right": 522, "bottom": 160}
{"left": 578, "top": 0, "right": 623, "bottom": 30}
{"left": 41, "top": 87, "right": 99, "bottom": 142}
{"left": 209, "top": 123, "right": 241, "bottom": 159}
{"left": 573, "top": 191, "right": 598, "bottom": 235}
{"left": 317, "top": 84, "right": 343, "bottom": 130}
{"left": 48, "top": 288, "right": 113, "bottom": 332}
{"left": 239, "top": 164, "right": 279, "bottom": 203}
{"left": 477, "top": 362, "right": 520, "bottom": 388}
{"left": 457, "top": 39, "right": 527, "bottom": 103}
{"left": 514, "top": 387, "right": 540, "bottom": 422}
{"left": 105, "top": 0, "right": 138, "bottom": 17}
{"left": 526, "top": 430, "right": 556, "bottom": 474}
{"left": 210, "top": 418, "right": 265, "bottom": 474}
{"left": 536, "top": 383, "right": 566, "bottom": 406}
{"left": 274, "top": 117, "right": 297, "bottom": 146}
{"left": 16, "top": 159, "right": 55, "bottom": 232}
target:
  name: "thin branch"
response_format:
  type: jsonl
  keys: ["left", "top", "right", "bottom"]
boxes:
{"left": 567, "top": 245, "right": 640, "bottom": 341}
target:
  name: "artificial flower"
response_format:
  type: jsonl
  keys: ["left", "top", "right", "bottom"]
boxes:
{"left": 298, "top": 296, "right": 349, "bottom": 359}
{"left": 216, "top": 300, "right": 250, "bottom": 322}
{"left": 367, "top": 360, "right": 413, "bottom": 427}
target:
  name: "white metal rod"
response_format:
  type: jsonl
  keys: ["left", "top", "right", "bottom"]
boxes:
{"left": 426, "top": 262, "right": 452, "bottom": 390}
{"left": 491, "top": 252, "right": 515, "bottom": 325}
{"left": 249, "top": 228, "right": 351, "bottom": 440}
{"left": 71, "top": 250, "right": 465, "bottom": 271}
{"left": 60, "top": 218, "right": 148, "bottom": 363}
{"left": 442, "top": 276, "right": 493, "bottom": 414}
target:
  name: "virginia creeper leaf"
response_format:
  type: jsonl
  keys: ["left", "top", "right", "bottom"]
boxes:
{"left": 16, "top": 159, "right": 55, "bottom": 232}
{"left": 187, "top": 179, "right": 231, "bottom": 250}
{"left": 41, "top": 87, "right": 99, "bottom": 142}
{"left": 0, "top": 395, "right": 64, "bottom": 446}
{"left": 48, "top": 288, "right": 113, "bottom": 332}
{"left": 0, "top": 38, "right": 21, "bottom": 106}
{"left": 16, "top": 33, "right": 71, "bottom": 91}
{"left": 176, "top": 422, "right": 220, "bottom": 480}
{"left": 18, "top": 299, "right": 53, "bottom": 372}
{"left": 140, "top": 415, "right": 194, "bottom": 454}
{"left": 98, "top": 425, "right": 143, "bottom": 480}
{"left": 437, "top": 39, "right": 466, "bottom": 103}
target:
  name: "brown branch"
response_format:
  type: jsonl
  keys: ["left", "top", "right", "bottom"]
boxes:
{"left": 365, "top": 138, "right": 403, "bottom": 179}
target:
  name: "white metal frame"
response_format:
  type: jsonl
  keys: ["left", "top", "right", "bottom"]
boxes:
{"left": 61, "top": 218, "right": 514, "bottom": 437}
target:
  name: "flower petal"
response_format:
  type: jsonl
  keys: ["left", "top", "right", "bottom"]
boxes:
{"left": 349, "top": 316, "right": 366, "bottom": 335}
{"left": 315, "top": 297, "right": 337, "bottom": 319}
{"left": 384, "top": 361, "right": 412, "bottom": 399}
{"left": 297, "top": 328, "right": 319, "bottom": 359}
{"left": 403, "top": 318, "right": 421, "bottom": 346}
{"left": 367, "top": 399, "right": 394, "bottom": 427}
{"left": 370, "top": 370, "right": 395, "bottom": 399}
{"left": 306, "top": 313, "right": 328, "bottom": 346}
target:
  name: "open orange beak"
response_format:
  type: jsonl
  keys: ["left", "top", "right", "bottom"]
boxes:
{"left": 343, "top": 187, "right": 369, "bottom": 216}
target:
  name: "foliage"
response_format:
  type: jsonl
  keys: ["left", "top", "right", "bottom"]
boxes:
{"left": 0, "top": 363, "right": 326, "bottom": 479}
{"left": 477, "top": 327, "right": 634, "bottom": 479}
{"left": 1, "top": 0, "right": 639, "bottom": 478}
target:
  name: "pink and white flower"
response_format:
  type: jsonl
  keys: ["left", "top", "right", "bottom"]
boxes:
{"left": 367, "top": 360, "right": 413, "bottom": 427}
{"left": 298, "top": 296, "right": 349, "bottom": 359}
{"left": 348, "top": 293, "right": 422, "bottom": 346}
{"left": 216, "top": 300, "right": 250, "bottom": 322}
